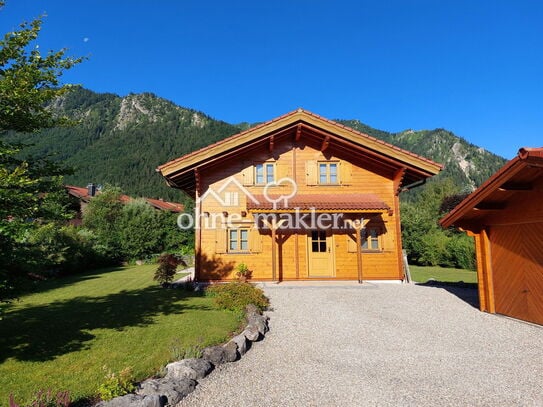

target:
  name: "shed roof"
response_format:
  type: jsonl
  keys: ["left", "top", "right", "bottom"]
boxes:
{"left": 440, "top": 147, "right": 543, "bottom": 230}
{"left": 157, "top": 109, "right": 442, "bottom": 195}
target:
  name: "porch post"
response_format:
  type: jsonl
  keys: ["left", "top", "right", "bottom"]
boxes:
{"left": 348, "top": 218, "right": 370, "bottom": 284}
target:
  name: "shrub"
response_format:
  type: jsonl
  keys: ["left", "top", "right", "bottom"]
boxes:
{"left": 97, "top": 367, "right": 135, "bottom": 401}
{"left": 206, "top": 282, "right": 268, "bottom": 312}
{"left": 446, "top": 234, "right": 476, "bottom": 270}
{"left": 153, "top": 253, "right": 179, "bottom": 286}
{"left": 9, "top": 389, "right": 70, "bottom": 407}
{"left": 235, "top": 263, "right": 251, "bottom": 281}
{"left": 26, "top": 224, "right": 110, "bottom": 276}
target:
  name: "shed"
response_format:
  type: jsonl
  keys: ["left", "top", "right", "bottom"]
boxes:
{"left": 440, "top": 147, "right": 543, "bottom": 325}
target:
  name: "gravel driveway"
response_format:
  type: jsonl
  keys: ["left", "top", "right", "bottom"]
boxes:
{"left": 178, "top": 283, "right": 543, "bottom": 407}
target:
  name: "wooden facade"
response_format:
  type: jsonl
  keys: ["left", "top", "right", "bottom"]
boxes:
{"left": 441, "top": 147, "right": 543, "bottom": 325}
{"left": 159, "top": 109, "right": 441, "bottom": 282}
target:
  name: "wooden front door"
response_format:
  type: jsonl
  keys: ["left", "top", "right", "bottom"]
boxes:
{"left": 307, "top": 230, "right": 335, "bottom": 277}
{"left": 490, "top": 223, "right": 543, "bottom": 325}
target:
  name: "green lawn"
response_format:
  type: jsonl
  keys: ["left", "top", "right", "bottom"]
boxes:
{"left": 409, "top": 265, "right": 478, "bottom": 284}
{"left": 0, "top": 265, "right": 240, "bottom": 405}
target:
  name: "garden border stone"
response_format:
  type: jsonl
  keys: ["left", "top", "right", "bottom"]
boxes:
{"left": 94, "top": 304, "right": 269, "bottom": 407}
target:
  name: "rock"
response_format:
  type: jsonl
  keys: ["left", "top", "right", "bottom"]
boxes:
{"left": 165, "top": 358, "right": 212, "bottom": 380}
{"left": 231, "top": 333, "right": 248, "bottom": 355}
{"left": 245, "top": 303, "right": 259, "bottom": 317}
{"left": 222, "top": 339, "right": 239, "bottom": 362}
{"left": 94, "top": 394, "right": 165, "bottom": 407}
{"left": 137, "top": 378, "right": 196, "bottom": 406}
{"left": 135, "top": 260, "right": 144, "bottom": 266}
{"left": 202, "top": 345, "right": 227, "bottom": 365}
{"left": 248, "top": 314, "right": 268, "bottom": 335}
{"left": 242, "top": 325, "right": 261, "bottom": 341}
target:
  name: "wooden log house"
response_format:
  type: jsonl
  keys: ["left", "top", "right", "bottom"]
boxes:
{"left": 440, "top": 147, "right": 543, "bottom": 325}
{"left": 158, "top": 109, "right": 441, "bottom": 282}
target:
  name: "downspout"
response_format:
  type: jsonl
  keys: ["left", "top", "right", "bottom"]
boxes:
{"left": 400, "top": 178, "right": 426, "bottom": 193}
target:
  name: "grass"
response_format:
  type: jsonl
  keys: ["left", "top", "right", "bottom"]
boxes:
{"left": 0, "top": 264, "right": 241, "bottom": 405}
{"left": 409, "top": 265, "right": 478, "bottom": 284}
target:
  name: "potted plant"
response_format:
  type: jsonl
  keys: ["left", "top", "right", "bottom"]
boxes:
{"left": 236, "top": 263, "right": 251, "bottom": 283}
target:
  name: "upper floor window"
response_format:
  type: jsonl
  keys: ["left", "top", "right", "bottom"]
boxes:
{"left": 255, "top": 163, "right": 275, "bottom": 185}
{"left": 318, "top": 162, "right": 338, "bottom": 185}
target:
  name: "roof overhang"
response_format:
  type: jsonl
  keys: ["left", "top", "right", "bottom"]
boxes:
{"left": 440, "top": 147, "right": 543, "bottom": 231}
{"left": 157, "top": 109, "right": 442, "bottom": 196}
{"left": 246, "top": 193, "right": 391, "bottom": 213}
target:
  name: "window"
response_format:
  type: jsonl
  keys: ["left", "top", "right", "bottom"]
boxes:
{"left": 255, "top": 163, "right": 275, "bottom": 185}
{"left": 228, "top": 228, "right": 249, "bottom": 252}
{"left": 318, "top": 162, "right": 338, "bottom": 185}
{"left": 361, "top": 228, "right": 380, "bottom": 250}
{"left": 311, "top": 230, "right": 327, "bottom": 253}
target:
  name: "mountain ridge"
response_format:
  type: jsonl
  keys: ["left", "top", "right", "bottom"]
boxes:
{"left": 6, "top": 87, "right": 507, "bottom": 202}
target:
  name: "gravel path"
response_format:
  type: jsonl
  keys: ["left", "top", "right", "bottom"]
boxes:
{"left": 178, "top": 283, "right": 543, "bottom": 407}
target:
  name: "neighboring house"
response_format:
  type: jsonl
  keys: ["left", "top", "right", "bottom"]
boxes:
{"left": 158, "top": 109, "right": 441, "bottom": 282}
{"left": 440, "top": 147, "right": 543, "bottom": 325}
{"left": 66, "top": 184, "right": 184, "bottom": 225}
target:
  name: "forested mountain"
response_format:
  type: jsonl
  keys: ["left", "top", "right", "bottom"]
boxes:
{"left": 337, "top": 120, "right": 506, "bottom": 196}
{"left": 6, "top": 88, "right": 240, "bottom": 201}
{"left": 7, "top": 87, "right": 506, "bottom": 202}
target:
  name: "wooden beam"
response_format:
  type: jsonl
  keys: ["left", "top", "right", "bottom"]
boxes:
{"left": 393, "top": 167, "right": 407, "bottom": 196}
{"left": 498, "top": 182, "right": 532, "bottom": 191}
{"left": 320, "top": 135, "right": 330, "bottom": 152}
{"left": 474, "top": 202, "right": 506, "bottom": 210}
{"left": 262, "top": 217, "right": 288, "bottom": 282}
{"left": 295, "top": 124, "right": 302, "bottom": 141}
{"left": 269, "top": 135, "right": 275, "bottom": 153}
{"left": 346, "top": 218, "right": 370, "bottom": 283}
{"left": 481, "top": 228, "right": 496, "bottom": 313}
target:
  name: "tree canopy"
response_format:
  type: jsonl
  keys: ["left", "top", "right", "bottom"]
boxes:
{"left": 0, "top": 2, "right": 83, "bottom": 303}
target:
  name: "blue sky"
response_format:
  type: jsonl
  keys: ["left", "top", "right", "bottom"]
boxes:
{"left": 1, "top": 0, "right": 542, "bottom": 159}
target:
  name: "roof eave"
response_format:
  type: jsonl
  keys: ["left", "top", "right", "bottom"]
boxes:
{"left": 439, "top": 147, "right": 543, "bottom": 229}
{"left": 157, "top": 109, "right": 442, "bottom": 186}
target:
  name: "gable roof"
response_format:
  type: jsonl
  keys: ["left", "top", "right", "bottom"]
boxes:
{"left": 157, "top": 108, "right": 442, "bottom": 194}
{"left": 440, "top": 147, "right": 543, "bottom": 230}
{"left": 65, "top": 185, "right": 184, "bottom": 212}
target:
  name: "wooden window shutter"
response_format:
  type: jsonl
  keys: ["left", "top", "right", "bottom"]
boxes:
{"left": 340, "top": 161, "right": 352, "bottom": 185}
{"left": 241, "top": 164, "right": 254, "bottom": 186}
{"left": 306, "top": 160, "right": 318, "bottom": 185}
{"left": 215, "top": 228, "right": 227, "bottom": 254}
{"left": 275, "top": 162, "right": 290, "bottom": 180}
{"left": 249, "top": 228, "right": 263, "bottom": 253}
{"left": 347, "top": 233, "right": 358, "bottom": 253}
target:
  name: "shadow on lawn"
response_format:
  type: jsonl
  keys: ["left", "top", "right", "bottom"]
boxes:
{"left": 0, "top": 286, "right": 208, "bottom": 363}
{"left": 23, "top": 266, "right": 123, "bottom": 297}
{"left": 417, "top": 281, "right": 479, "bottom": 309}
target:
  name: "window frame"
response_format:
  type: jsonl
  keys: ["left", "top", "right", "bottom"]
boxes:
{"left": 317, "top": 161, "right": 340, "bottom": 185}
{"left": 361, "top": 227, "right": 382, "bottom": 252}
{"left": 254, "top": 162, "right": 276, "bottom": 185}
{"left": 228, "top": 227, "right": 250, "bottom": 253}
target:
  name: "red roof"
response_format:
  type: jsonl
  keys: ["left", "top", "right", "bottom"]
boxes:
{"left": 247, "top": 193, "right": 390, "bottom": 212}
{"left": 65, "top": 185, "right": 184, "bottom": 212}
